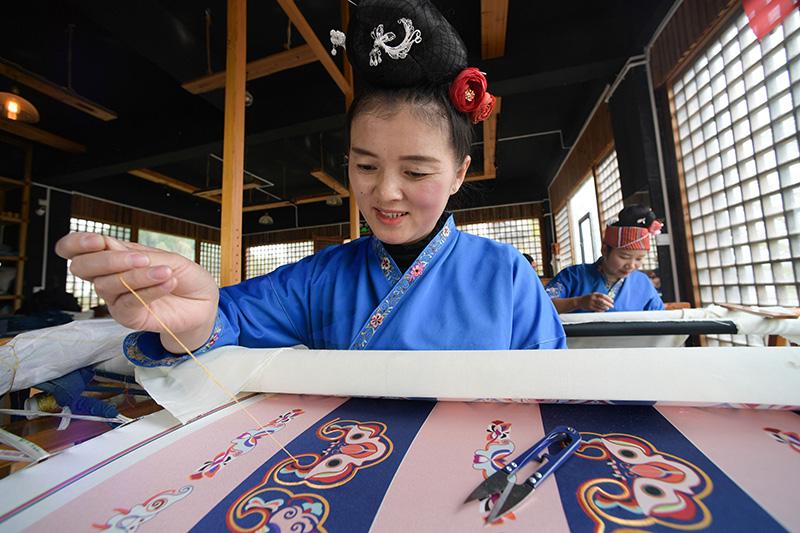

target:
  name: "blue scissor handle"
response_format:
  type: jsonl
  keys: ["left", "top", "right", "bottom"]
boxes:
{"left": 500, "top": 425, "right": 582, "bottom": 485}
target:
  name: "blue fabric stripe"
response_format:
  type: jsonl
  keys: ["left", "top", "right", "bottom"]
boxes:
{"left": 191, "top": 398, "right": 435, "bottom": 532}
{"left": 539, "top": 404, "right": 785, "bottom": 532}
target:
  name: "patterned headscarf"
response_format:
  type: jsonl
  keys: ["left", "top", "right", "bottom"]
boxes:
{"left": 602, "top": 206, "right": 663, "bottom": 251}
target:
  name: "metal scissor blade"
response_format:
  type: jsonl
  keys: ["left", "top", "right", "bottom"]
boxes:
{"left": 464, "top": 469, "right": 510, "bottom": 503}
{"left": 486, "top": 484, "right": 535, "bottom": 523}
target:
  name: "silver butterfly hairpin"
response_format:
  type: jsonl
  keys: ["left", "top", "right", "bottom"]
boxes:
{"left": 369, "top": 18, "right": 422, "bottom": 66}
{"left": 328, "top": 13, "right": 422, "bottom": 66}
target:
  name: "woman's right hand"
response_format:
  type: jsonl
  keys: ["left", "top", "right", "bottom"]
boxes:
{"left": 576, "top": 292, "right": 614, "bottom": 312}
{"left": 55, "top": 232, "right": 219, "bottom": 352}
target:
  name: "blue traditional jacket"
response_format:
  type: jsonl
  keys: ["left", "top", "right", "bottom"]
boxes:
{"left": 124, "top": 215, "right": 566, "bottom": 367}
{"left": 544, "top": 260, "right": 664, "bottom": 313}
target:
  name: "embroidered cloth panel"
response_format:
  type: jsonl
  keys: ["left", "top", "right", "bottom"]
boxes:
{"left": 1, "top": 394, "right": 798, "bottom": 532}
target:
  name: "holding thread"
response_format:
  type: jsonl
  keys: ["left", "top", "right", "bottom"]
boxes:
{"left": 118, "top": 276, "right": 297, "bottom": 463}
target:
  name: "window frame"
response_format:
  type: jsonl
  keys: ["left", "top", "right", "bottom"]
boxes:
{"left": 669, "top": 10, "right": 800, "bottom": 345}
{"left": 245, "top": 240, "right": 315, "bottom": 279}
{"left": 457, "top": 217, "right": 546, "bottom": 276}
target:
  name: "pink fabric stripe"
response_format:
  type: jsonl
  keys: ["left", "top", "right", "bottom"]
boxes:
{"left": 370, "top": 402, "right": 570, "bottom": 532}
{"left": 30, "top": 395, "right": 346, "bottom": 532}
{"left": 657, "top": 406, "right": 800, "bottom": 531}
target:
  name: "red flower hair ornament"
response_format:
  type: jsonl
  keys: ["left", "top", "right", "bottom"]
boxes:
{"left": 449, "top": 67, "right": 496, "bottom": 123}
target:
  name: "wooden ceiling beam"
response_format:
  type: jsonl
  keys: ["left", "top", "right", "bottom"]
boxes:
{"left": 480, "top": 0, "right": 509, "bottom": 60}
{"left": 0, "top": 57, "right": 117, "bottom": 121}
{"left": 182, "top": 45, "right": 318, "bottom": 94}
{"left": 294, "top": 192, "right": 348, "bottom": 204}
{"left": 482, "top": 96, "right": 502, "bottom": 178}
{"left": 0, "top": 120, "right": 86, "bottom": 153}
{"left": 243, "top": 200, "right": 292, "bottom": 212}
{"left": 242, "top": 191, "right": 348, "bottom": 212}
{"left": 310, "top": 169, "right": 349, "bottom": 196}
{"left": 45, "top": 114, "right": 345, "bottom": 187}
{"left": 127, "top": 168, "right": 222, "bottom": 203}
{"left": 195, "top": 182, "right": 263, "bottom": 198}
{"left": 275, "top": 0, "right": 352, "bottom": 99}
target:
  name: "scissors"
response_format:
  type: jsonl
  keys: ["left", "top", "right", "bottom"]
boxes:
{"left": 465, "top": 425, "right": 582, "bottom": 523}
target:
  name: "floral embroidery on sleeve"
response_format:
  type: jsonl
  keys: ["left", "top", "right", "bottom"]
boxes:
{"left": 545, "top": 281, "right": 566, "bottom": 299}
{"left": 123, "top": 315, "right": 224, "bottom": 368}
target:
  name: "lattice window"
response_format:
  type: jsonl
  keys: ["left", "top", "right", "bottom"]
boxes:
{"left": 595, "top": 150, "right": 660, "bottom": 271}
{"left": 245, "top": 241, "right": 314, "bottom": 279}
{"left": 199, "top": 242, "right": 221, "bottom": 285}
{"left": 65, "top": 218, "right": 131, "bottom": 311}
{"left": 596, "top": 150, "right": 625, "bottom": 228}
{"left": 672, "top": 11, "right": 800, "bottom": 346}
{"left": 458, "top": 218, "right": 544, "bottom": 275}
{"left": 555, "top": 206, "right": 573, "bottom": 269}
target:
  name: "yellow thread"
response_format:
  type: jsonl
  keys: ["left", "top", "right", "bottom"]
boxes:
{"left": 118, "top": 276, "right": 297, "bottom": 463}
{"left": 35, "top": 393, "right": 61, "bottom": 413}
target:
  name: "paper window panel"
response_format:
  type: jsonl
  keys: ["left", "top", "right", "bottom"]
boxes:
{"left": 555, "top": 206, "right": 572, "bottom": 269}
{"left": 458, "top": 218, "right": 544, "bottom": 276}
{"left": 245, "top": 241, "right": 314, "bottom": 279}
{"left": 65, "top": 218, "right": 132, "bottom": 311}
{"left": 777, "top": 284, "right": 799, "bottom": 306}
{"left": 595, "top": 150, "right": 624, "bottom": 229}
{"left": 199, "top": 242, "right": 221, "bottom": 285}
{"left": 673, "top": 10, "right": 800, "bottom": 347}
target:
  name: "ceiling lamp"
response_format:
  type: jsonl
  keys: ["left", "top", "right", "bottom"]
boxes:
{"left": 0, "top": 91, "right": 39, "bottom": 123}
{"left": 258, "top": 213, "right": 274, "bottom": 225}
{"left": 325, "top": 196, "right": 343, "bottom": 207}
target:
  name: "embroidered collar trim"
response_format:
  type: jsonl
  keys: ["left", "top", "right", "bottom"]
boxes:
{"left": 354, "top": 216, "right": 455, "bottom": 349}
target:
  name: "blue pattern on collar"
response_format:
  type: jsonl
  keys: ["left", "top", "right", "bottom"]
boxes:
{"left": 372, "top": 238, "right": 403, "bottom": 285}
{"left": 352, "top": 216, "right": 456, "bottom": 349}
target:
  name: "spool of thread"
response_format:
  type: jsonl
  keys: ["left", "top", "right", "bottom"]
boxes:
{"left": 30, "top": 393, "right": 61, "bottom": 413}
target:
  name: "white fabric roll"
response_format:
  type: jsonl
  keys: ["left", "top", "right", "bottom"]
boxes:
{"left": 136, "top": 345, "right": 800, "bottom": 423}
{"left": 560, "top": 305, "right": 800, "bottom": 344}
{"left": 566, "top": 335, "right": 688, "bottom": 348}
{"left": 0, "top": 319, "right": 134, "bottom": 394}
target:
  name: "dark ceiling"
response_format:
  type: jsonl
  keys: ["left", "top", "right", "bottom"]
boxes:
{"left": 2, "top": 0, "right": 673, "bottom": 233}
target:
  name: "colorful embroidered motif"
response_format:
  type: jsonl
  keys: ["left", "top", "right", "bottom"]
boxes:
{"left": 235, "top": 418, "right": 392, "bottom": 491}
{"left": 274, "top": 418, "right": 393, "bottom": 488}
{"left": 545, "top": 280, "right": 565, "bottom": 299}
{"left": 354, "top": 217, "right": 455, "bottom": 349}
{"left": 764, "top": 427, "right": 800, "bottom": 454}
{"left": 93, "top": 485, "right": 192, "bottom": 532}
{"left": 471, "top": 420, "right": 516, "bottom": 524}
{"left": 123, "top": 332, "right": 188, "bottom": 368}
{"left": 575, "top": 433, "right": 713, "bottom": 531}
{"left": 379, "top": 256, "right": 393, "bottom": 276}
{"left": 191, "top": 409, "right": 304, "bottom": 480}
{"left": 409, "top": 263, "right": 425, "bottom": 278}
{"left": 368, "top": 312, "right": 384, "bottom": 329}
{"left": 227, "top": 486, "right": 329, "bottom": 533}
{"left": 372, "top": 239, "right": 402, "bottom": 285}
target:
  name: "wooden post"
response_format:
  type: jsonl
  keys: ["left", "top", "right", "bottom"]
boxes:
{"left": 14, "top": 145, "right": 32, "bottom": 311}
{"left": 220, "top": 0, "right": 246, "bottom": 286}
{"left": 342, "top": 0, "right": 360, "bottom": 241}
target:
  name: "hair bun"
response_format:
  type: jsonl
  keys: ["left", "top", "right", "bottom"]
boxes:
{"left": 613, "top": 204, "right": 658, "bottom": 228}
{"left": 348, "top": 0, "right": 468, "bottom": 88}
